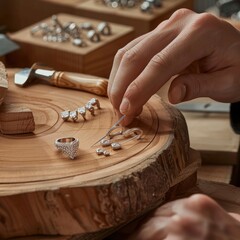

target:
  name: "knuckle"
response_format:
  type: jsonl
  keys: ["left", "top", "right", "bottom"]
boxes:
{"left": 115, "top": 48, "right": 126, "bottom": 62}
{"left": 150, "top": 52, "right": 169, "bottom": 69}
{"left": 170, "top": 8, "right": 193, "bottom": 20}
{"left": 122, "top": 48, "right": 138, "bottom": 65}
{"left": 191, "top": 12, "right": 219, "bottom": 31}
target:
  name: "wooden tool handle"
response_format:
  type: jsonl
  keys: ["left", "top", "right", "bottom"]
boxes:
{"left": 51, "top": 71, "right": 108, "bottom": 97}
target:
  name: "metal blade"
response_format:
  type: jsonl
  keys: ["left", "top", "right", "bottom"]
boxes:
{"left": 175, "top": 102, "right": 230, "bottom": 113}
{"left": 14, "top": 68, "right": 31, "bottom": 86}
{"left": 0, "top": 34, "right": 19, "bottom": 56}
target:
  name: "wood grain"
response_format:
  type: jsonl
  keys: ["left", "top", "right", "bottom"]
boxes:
{"left": 0, "top": 103, "right": 35, "bottom": 134}
{"left": 52, "top": 71, "right": 108, "bottom": 96}
{"left": 0, "top": 62, "right": 8, "bottom": 105}
{"left": 0, "top": 69, "right": 197, "bottom": 239}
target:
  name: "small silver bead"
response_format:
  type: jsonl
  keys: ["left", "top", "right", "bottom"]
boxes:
{"left": 100, "top": 139, "right": 111, "bottom": 147}
{"left": 103, "top": 150, "right": 110, "bottom": 156}
{"left": 96, "top": 148, "right": 104, "bottom": 155}
{"left": 111, "top": 142, "right": 122, "bottom": 150}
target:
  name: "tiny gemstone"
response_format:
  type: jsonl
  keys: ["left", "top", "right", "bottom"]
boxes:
{"left": 85, "top": 102, "right": 95, "bottom": 115}
{"left": 96, "top": 148, "right": 104, "bottom": 155}
{"left": 70, "top": 111, "right": 78, "bottom": 121}
{"left": 89, "top": 98, "right": 100, "bottom": 109}
{"left": 103, "top": 150, "right": 110, "bottom": 156}
{"left": 61, "top": 110, "right": 70, "bottom": 121}
{"left": 111, "top": 142, "right": 121, "bottom": 150}
{"left": 100, "top": 139, "right": 111, "bottom": 147}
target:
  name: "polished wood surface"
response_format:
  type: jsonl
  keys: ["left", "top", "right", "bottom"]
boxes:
{"left": 0, "top": 103, "right": 35, "bottom": 134}
{"left": 0, "top": 69, "right": 197, "bottom": 239}
{"left": 52, "top": 71, "right": 108, "bottom": 96}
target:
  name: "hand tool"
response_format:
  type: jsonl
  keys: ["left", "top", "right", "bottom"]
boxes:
{"left": 14, "top": 63, "right": 108, "bottom": 96}
{"left": 91, "top": 115, "right": 126, "bottom": 147}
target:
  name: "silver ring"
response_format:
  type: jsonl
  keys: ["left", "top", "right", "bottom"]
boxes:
{"left": 55, "top": 137, "right": 79, "bottom": 159}
{"left": 87, "top": 30, "right": 101, "bottom": 43}
{"left": 97, "top": 22, "right": 111, "bottom": 36}
{"left": 85, "top": 102, "right": 95, "bottom": 116}
{"left": 61, "top": 110, "right": 70, "bottom": 121}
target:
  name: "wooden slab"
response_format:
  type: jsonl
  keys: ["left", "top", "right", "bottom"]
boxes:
{"left": 0, "top": 69, "right": 198, "bottom": 239}
{"left": 7, "top": 14, "right": 134, "bottom": 77}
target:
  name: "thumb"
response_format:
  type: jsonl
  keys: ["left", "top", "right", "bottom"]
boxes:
{"left": 168, "top": 71, "right": 232, "bottom": 104}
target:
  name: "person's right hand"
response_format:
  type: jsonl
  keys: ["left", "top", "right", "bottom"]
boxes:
{"left": 108, "top": 9, "right": 240, "bottom": 126}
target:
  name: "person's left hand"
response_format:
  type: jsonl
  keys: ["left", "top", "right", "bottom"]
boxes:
{"left": 122, "top": 194, "right": 240, "bottom": 240}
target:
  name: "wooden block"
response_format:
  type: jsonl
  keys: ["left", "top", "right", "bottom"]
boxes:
{"left": 0, "top": 69, "right": 199, "bottom": 239}
{"left": 7, "top": 13, "right": 134, "bottom": 77}
{"left": 0, "top": 62, "right": 8, "bottom": 105}
{"left": 0, "top": 103, "right": 35, "bottom": 134}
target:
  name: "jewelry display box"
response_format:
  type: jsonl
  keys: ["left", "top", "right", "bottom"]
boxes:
{"left": 7, "top": 14, "right": 134, "bottom": 77}
{"left": 4, "top": 0, "right": 194, "bottom": 37}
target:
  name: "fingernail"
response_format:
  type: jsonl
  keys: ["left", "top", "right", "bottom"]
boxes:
{"left": 120, "top": 98, "right": 129, "bottom": 114}
{"left": 170, "top": 85, "right": 187, "bottom": 104}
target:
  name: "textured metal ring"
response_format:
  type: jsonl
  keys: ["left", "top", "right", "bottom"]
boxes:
{"left": 55, "top": 137, "right": 79, "bottom": 159}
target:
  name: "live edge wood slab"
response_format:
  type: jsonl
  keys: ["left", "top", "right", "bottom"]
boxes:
{"left": 0, "top": 69, "right": 199, "bottom": 239}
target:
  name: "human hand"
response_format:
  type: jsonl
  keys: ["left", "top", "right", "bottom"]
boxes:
{"left": 108, "top": 9, "right": 240, "bottom": 126}
{"left": 126, "top": 194, "right": 240, "bottom": 240}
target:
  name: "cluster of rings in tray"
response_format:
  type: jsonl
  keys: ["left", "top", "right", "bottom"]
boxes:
{"left": 30, "top": 15, "right": 112, "bottom": 47}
